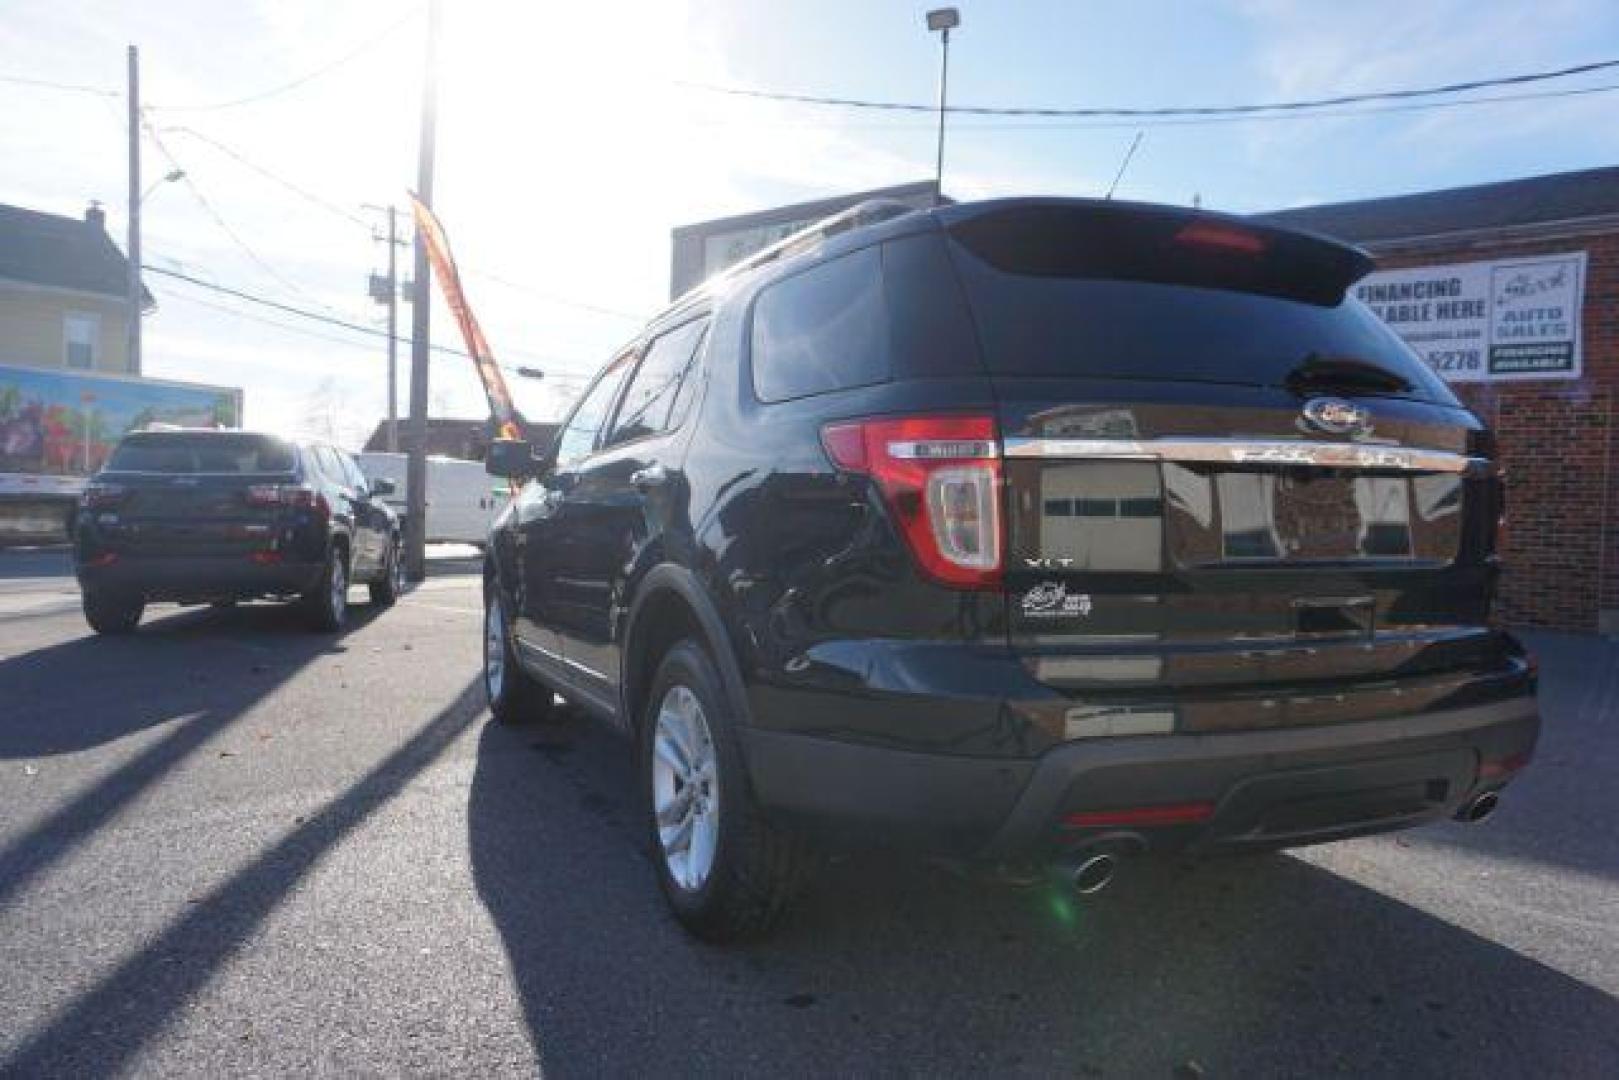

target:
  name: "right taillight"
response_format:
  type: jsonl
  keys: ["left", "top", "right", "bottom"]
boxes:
{"left": 820, "top": 414, "right": 1003, "bottom": 589}
{"left": 247, "top": 484, "right": 327, "bottom": 516}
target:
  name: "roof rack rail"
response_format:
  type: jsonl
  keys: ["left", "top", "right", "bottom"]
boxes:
{"left": 714, "top": 198, "right": 921, "bottom": 285}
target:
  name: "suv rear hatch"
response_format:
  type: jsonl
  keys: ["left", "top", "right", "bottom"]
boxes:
{"left": 87, "top": 431, "right": 301, "bottom": 557}
{"left": 941, "top": 201, "right": 1515, "bottom": 733}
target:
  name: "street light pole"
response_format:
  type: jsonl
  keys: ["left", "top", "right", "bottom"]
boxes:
{"left": 926, "top": 8, "right": 959, "bottom": 207}
{"left": 125, "top": 44, "right": 142, "bottom": 376}
{"left": 404, "top": 0, "right": 440, "bottom": 583}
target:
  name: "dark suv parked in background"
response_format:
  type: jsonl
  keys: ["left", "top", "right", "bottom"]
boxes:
{"left": 75, "top": 429, "right": 402, "bottom": 633}
{"left": 482, "top": 197, "right": 1539, "bottom": 940}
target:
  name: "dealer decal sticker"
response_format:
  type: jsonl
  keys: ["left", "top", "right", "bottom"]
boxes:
{"left": 1021, "top": 582, "right": 1093, "bottom": 619}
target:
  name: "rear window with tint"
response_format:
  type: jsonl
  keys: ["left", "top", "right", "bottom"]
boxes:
{"left": 947, "top": 210, "right": 1457, "bottom": 404}
{"left": 751, "top": 246, "right": 887, "bottom": 403}
{"left": 107, "top": 433, "right": 296, "bottom": 474}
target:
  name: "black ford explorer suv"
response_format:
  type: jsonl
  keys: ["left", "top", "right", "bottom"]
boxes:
{"left": 75, "top": 429, "right": 403, "bottom": 634}
{"left": 482, "top": 197, "right": 1539, "bottom": 940}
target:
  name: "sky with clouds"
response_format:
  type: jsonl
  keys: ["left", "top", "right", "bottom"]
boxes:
{"left": 3, "top": 0, "right": 1618, "bottom": 443}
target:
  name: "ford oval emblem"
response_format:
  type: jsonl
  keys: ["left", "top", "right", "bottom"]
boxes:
{"left": 1302, "top": 397, "right": 1371, "bottom": 437}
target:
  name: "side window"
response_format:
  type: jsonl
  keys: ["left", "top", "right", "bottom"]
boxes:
{"left": 555, "top": 356, "right": 632, "bottom": 466}
{"left": 338, "top": 452, "right": 369, "bottom": 492}
{"left": 750, "top": 246, "right": 887, "bottom": 403}
{"left": 314, "top": 446, "right": 346, "bottom": 488}
{"left": 604, "top": 318, "right": 709, "bottom": 448}
{"left": 64, "top": 312, "right": 99, "bottom": 370}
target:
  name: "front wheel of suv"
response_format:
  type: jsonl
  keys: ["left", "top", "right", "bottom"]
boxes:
{"left": 483, "top": 582, "right": 555, "bottom": 725}
{"left": 641, "top": 640, "right": 807, "bottom": 941}
{"left": 369, "top": 536, "right": 403, "bottom": 607}
{"left": 83, "top": 588, "right": 143, "bottom": 635}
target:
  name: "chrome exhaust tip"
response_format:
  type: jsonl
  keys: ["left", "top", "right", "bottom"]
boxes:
{"left": 1070, "top": 852, "right": 1119, "bottom": 895}
{"left": 1457, "top": 790, "right": 1500, "bottom": 824}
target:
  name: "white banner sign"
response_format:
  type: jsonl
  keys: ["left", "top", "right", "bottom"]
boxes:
{"left": 1354, "top": 251, "right": 1586, "bottom": 382}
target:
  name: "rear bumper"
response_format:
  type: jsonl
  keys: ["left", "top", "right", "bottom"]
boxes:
{"left": 76, "top": 554, "right": 323, "bottom": 602}
{"left": 740, "top": 694, "right": 1539, "bottom": 860}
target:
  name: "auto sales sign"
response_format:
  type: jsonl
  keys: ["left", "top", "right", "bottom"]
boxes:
{"left": 1354, "top": 252, "right": 1586, "bottom": 382}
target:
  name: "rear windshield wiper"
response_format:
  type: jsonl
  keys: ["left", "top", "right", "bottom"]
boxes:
{"left": 1285, "top": 353, "right": 1412, "bottom": 396}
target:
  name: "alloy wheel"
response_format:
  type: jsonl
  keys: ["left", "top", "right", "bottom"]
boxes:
{"left": 652, "top": 684, "right": 721, "bottom": 892}
{"left": 484, "top": 596, "right": 505, "bottom": 701}
{"left": 330, "top": 556, "right": 347, "bottom": 622}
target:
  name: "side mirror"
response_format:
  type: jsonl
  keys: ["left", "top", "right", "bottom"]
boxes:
{"left": 485, "top": 438, "right": 540, "bottom": 480}
{"left": 370, "top": 477, "right": 397, "bottom": 497}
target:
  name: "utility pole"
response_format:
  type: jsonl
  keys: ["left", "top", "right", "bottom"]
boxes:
{"left": 386, "top": 205, "right": 399, "bottom": 451}
{"left": 364, "top": 203, "right": 407, "bottom": 451}
{"left": 125, "top": 45, "right": 142, "bottom": 376}
{"left": 404, "top": 0, "right": 439, "bottom": 582}
{"left": 382, "top": 206, "right": 401, "bottom": 452}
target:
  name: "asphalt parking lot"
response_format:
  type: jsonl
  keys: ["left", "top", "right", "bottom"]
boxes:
{"left": 0, "top": 548, "right": 1615, "bottom": 1078}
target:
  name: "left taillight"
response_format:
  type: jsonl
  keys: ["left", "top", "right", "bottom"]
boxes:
{"left": 820, "top": 414, "right": 1003, "bottom": 589}
{"left": 80, "top": 482, "right": 126, "bottom": 509}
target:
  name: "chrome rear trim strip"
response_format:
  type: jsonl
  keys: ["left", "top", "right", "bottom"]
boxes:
{"left": 1002, "top": 437, "right": 1486, "bottom": 475}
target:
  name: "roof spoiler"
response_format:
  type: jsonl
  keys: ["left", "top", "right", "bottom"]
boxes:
{"left": 945, "top": 200, "right": 1375, "bottom": 306}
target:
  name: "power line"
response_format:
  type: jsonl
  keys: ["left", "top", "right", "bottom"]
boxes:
{"left": 160, "top": 287, "right": 406, "bottom": 353}
{"left": 678, "top": 55, "right": 1619, "bottom": 118}
{"left": 806, "top": 79, "right": 1619, "bottom": 133}
{"left": 144, "top": 263, "right": 586, "bottom": 372}
{"left": 148, "top": 9, "right": 423, "bottom": 112}
{"left": 667, "top": 78, "right": 1619, "bottom": 134}
{"left": 0, "top": 74, "right": 118, "bottom": 97}
{"left": 464, "top": 267, "right": 645, "bottom": 322}
{"left": 160, "top": 125, "right": 375, "bottom": 232}
{"left": 153, "top": 123, "right": 647, "bottom": 323}
{"left": 139, "top": 116, "right": 344, "bottom": 313}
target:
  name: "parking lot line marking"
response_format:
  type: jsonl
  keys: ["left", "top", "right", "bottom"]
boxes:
{"left": 409, "top": 601, "right": 480, "bottom": 615}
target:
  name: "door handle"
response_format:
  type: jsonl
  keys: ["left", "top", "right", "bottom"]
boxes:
{"left": 630, "top": 464, "right": 668, "bottom": 490}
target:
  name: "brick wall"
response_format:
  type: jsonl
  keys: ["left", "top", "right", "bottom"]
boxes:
{"left": 1376, "top": 231, "right": 1619, "bottom": 633}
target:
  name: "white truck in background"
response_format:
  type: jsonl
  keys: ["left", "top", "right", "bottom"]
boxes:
{"left": 356, "top": 452, "right": 508, "bottom": 547}
{"left": 0, "top": 363, "right": 241, "bottom": 545}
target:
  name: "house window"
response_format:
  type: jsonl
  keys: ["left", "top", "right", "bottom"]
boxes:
{"left": 64, "top": 313, "right": 99, "bottom": 369}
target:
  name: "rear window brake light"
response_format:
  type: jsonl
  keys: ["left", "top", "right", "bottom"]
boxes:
{"left": 1174, "top": 220, "right": 1268, "bottom": 256}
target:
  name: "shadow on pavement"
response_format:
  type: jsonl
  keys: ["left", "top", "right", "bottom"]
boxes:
{"left": 0, "top": 599, "right": 385, "bottom": 916}
{"left": 468, "top": 710, "right": 1619, "bottom": 1078}
{"left": 1413, "top": 631, "right": 1619, "bottom": 882}
{"left": 1, "top": 679, "right": 484, "bottom": 1079}
{"left": 0, "top": 599, "right": 383, "bottom": 759}
{"left": 0, "top": 548, "right": 72, "bottom": 579}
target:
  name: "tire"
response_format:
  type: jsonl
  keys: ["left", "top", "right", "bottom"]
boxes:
{"left": 302, "top": 544, "right": 349, "bottom": 632}
{"left": 369, "top": 536, "right": 403, "bottom": 606}
{"left": 483, "top": 580, "right": 555, "bottom": 725}
{"left": 641, "top": 640, "right": 807, "bottom": 941}
{"left": 83, "top": 588, "right": 143, "bottom": 635}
